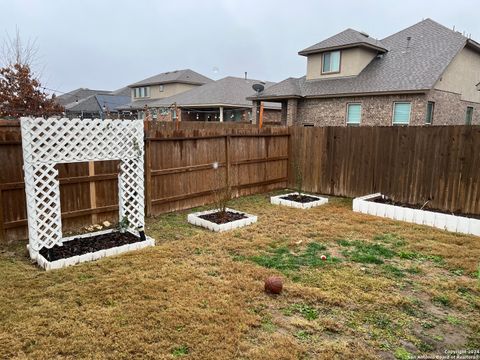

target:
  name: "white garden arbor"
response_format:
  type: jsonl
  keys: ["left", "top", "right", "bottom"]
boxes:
{"left": 21, "top": 118, "right": 147, "bottom": 263}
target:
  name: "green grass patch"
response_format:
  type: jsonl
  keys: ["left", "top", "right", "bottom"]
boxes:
{"left": 373, "top": 233, "right": 406, "bottom": 247}
{"left": 250, "top": 242, "right": 338, "bottom": 271}
{"left": 294, "top": 330, "right": 311, "bottom": 341}
{"left": 172, "top": 345, "right": 189, "bottom": 357}
{"left": 342, "top": 241, "right": 396, "bottom": 265}
{"left": 432, "top": 295, "right": 451, "bottom": 307}
{"left": 394, "top": 347, "right": 411, "bottom": 360}
{"left": 399, "top": 252, "right": 445, "bottom": 265}
{"left": 283, "top": 303, "right": 318, "bottom": 321}
{"left": 382, "top": 264, "right": 405, "bottom": 278}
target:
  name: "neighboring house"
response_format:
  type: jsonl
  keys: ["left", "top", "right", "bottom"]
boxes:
{"left": 55, "top": 87, "right": 131, "bottom": 118}
{"left": 126, "top": 76, "right": 281, "bottom": 123}
{"left": 122, "top": 69, "right": 213, "bottom": 115}
{"left": 249, "top": 19, "right": 480, "bottom": 126}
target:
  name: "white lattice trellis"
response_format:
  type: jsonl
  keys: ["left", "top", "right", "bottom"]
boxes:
{"left": 21, "top": 117, "right": 145, "bottom": 260}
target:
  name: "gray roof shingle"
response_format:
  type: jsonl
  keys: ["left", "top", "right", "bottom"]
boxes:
{"left": 123, "top": 77, "right": 280, "bottom": 110}
{"left": 129, "top": 69, "right": 213, "bottom": 87}
{"left": 55, "top": 88, "right": 111, "bottom": 106}
{"left": 66, "top": 94, "right": 130, "bottom": 113}
{"left": 252, "top": 19, "right": 471, "bottom": 99}
{"left": 299, "top": 28, "right": 387, "bottom": 55}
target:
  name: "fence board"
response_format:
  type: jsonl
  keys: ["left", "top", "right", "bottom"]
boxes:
{"left": 289, "top": 125, "right": 480, "bottom": 215}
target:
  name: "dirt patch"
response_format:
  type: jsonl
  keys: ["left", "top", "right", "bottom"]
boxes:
{"left": 39, "top": 231, "right": 142, "bottom": 261}
{"left": 372, "top": 196, "right": 480, "bottom": 219}
{"left": 281, "top": 194, "right": 320, "bottom": 203}
{"left": 199, "top": 210, "right": 247, "bottom": 224}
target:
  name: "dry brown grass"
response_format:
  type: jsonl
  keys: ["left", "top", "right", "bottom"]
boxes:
{"left": 1, "top": 192, "right": 479, "bottom": 359}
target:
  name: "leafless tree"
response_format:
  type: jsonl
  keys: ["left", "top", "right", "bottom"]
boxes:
{"left": 1, "top": 27, "right": 41, "bottom": 76}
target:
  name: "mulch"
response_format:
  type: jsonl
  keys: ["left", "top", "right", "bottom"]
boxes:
{"left": 281, "top": 194, "right": 320, "bottom": 203}
{"left": 39, "top": 231, "right": 142, "bottom": 262}
{"left": 199, "top": 210, "right": 247, "bottom": 224}
{"left": 371, "top": 197, "right": 480, "bottom": 220}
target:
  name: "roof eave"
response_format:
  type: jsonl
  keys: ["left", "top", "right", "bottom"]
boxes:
{"left": 298, "top": 42, "right": 387, "bottom": 56}
{"left": 303, "top": 89, "right": 429, "bottom": 99}
{"left": 466, "top": 39, "right": 480, "bottom": 54}
{"left": 128, "top": 80, "right": 208, "bottom": 88}
{"left": 246, "top": 94, "right": 302, "bottom": 101}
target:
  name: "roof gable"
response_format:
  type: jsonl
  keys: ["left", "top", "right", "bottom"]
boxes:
{"left": 299, "top": 28, "right": 387, "bottom": 56}
{"left": 255, "top": 19, "right": 469, "bottom": 99}
{"left": 129, "top": 69, "right": 213, "bottom": 87}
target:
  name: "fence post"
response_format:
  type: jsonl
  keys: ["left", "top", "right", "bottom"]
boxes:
{"left": 225, "top": 135, "right": 231, "bottom": 189}
{"left": 0, "top": 189, "right": 5, "bottom": 241}
{"left": 88, "top": 161, "right": 98, "bottom": 224}
{"left": 144, "top": 138, "right": 153, "bottom": 217}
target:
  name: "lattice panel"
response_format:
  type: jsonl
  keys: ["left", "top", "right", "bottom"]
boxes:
{"left": 21, "top": 117, "right": 145, "bottom": 257}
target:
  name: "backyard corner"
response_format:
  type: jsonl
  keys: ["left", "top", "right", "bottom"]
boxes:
{"left": 1, "top": 191, "right": 479, "bottom": 359}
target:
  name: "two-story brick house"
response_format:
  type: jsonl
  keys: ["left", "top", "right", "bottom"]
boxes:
{"left": 250, "top": 19, "right": 480, "bottom": 126}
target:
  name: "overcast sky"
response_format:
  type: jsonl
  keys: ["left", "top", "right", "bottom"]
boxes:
{"left": 1, "top": 0, "right": 478, "bottom": 94}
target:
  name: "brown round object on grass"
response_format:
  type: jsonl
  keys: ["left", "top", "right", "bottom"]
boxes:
{"left": 265, "top": 276, "right": 283, "bottom": 294}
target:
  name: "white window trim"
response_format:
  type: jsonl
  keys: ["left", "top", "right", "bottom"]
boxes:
{"left": 322, "top": 50, "right": 341, "bottom": 74}
{"left": 392, "top": 101, "right": 412, "bottom": 125}
{"left": 346, "top": 103, "right": 362, "bottom": 126}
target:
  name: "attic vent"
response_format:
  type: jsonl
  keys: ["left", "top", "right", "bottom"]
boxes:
{"left": 359, "top": 31, "right": 369, "bottom": 38}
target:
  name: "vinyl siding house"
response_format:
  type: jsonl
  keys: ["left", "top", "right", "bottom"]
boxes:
{"left": 122, "top": 75, "right": 281, "bottom": 123}
{"left": 122, "top": 69, "right": 213, "bottom": 117}
{"left": 249, "top": 19, "right": 480, "bottom": 126}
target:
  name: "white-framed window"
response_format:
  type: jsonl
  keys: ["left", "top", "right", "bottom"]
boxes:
{"left": 159, "top": 85, "right": 164, "bottom": 92}
{"left": 393, "top": 102, "right": 411, "bottom": 125}
{"left": 465, "top": 106, "right": 474, "bottom": 125}
{"left": 425, "top": 101, "right": 434, "bottom": 125}
{"left": 133, "top": 87, "right": 150, "bottom": 98}
{"left": 346, "top": 103, "right": 361, "bottom": 126}
{"left": 322, "top": 51, "right": 341, "bottom": 73}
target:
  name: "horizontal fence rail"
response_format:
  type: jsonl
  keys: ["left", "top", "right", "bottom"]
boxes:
{"left": 0, "top": 120, "right": 289, "bottom": 242}
{"left": 288, "top": 125, "right": 480, "bottom": 215}
{"left": 1, "top": 118, "right": 479, "bottom": 243}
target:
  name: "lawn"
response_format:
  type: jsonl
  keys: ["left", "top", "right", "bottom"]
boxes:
{"left": 1, "top": 192, "right": 479, "bottom": 359}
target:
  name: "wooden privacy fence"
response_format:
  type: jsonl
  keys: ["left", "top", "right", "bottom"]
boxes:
{"left": 144, "top": 122, "right": 289, "bottom": 215}
{"left": 0, "top": 120, "right": 289, "bottom": 242}
{"left": 1, "top": 119, "right": 480, "bottom": 243}
{"left": 289, "top": 125, "right": 480, "bottom": 215}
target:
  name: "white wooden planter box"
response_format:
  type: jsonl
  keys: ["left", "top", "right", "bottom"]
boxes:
{"left": 29, "top": 229, "right": 155, "bottom": 271}
{"left": 187, "top": 208, "right": 257, "bottom": 232}
{"left": 270, "top": 193, "right": 328, "bottom": 209}
{"left": 353, "top": 193, "right": 480, "bottom": 237}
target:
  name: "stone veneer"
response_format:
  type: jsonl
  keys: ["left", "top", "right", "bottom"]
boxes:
{"left": 292, "top": 91, "right": 480, "bottom": 126}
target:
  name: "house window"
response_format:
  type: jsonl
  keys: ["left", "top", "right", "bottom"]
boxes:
{"left": 465, "top": 106, "right": 474, "bottom": 125}
{"left": 303, "top": 123, "right": 314, "bottom": 127}
{"left": 322, "top": 51, "right": 341, "bottom": 73}
{"left": 425, "top": 101, "right": 435, "bottom": 125}
{"left": 393, "top": 102, "right": 411, "bottom": 125}
{"left": 134, "top": 87, "right": 150, "bottom": 98}
{"left": 159, "top": 85, "right": 164, "bottom": 92}
{"left": 346, "top": 103, "right": 362, "bottom": 126}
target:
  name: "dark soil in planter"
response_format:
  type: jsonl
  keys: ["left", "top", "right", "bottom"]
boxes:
{"left": 199, "top": 211, "right": 247, "bottom": 224}
{"left": 371, "top": 197, "right": 480, "bottom": 220}
{"left": 281, "top": 194, "right": 320, "bottom": 203}
{"left": 39, "top": 231, "right": 143, "bottom": 262}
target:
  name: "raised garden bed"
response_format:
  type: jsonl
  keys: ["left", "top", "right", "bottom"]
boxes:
{"left": 270, "top": 192, "right": 328, "bottom": 209}
{"left": 31, "top": 229, "right": 155, "bottom": 271}
{"left": 353, "top": 193, "right": 480, "bottom": 236}
{"left": 187, "top": 208, "right": 257, "bottom": 232}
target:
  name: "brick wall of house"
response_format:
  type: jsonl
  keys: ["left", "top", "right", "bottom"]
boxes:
{"left": 263, "top": 109, "right": 282, "bottom": 123}
{"left": 293, "top": 91, "right": 480, "bottom": 126}
{"left": 427, "top": 89, "right": 480, "bottom": 125}
{"left": 295, "top": 94, "right": 428, "bottom": 126}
